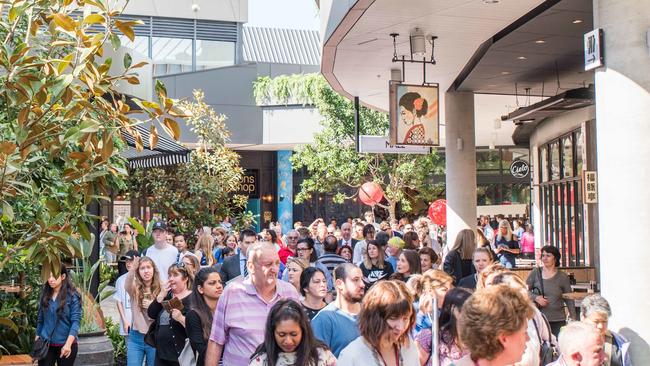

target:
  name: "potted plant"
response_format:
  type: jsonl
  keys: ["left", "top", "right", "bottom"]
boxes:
{"left": 69, "top": 234, "right": 115, "bottom": 366}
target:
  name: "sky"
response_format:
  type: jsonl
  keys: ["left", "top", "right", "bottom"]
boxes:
{"left": 247, "top": 0, "right": 319, "bottom": 30}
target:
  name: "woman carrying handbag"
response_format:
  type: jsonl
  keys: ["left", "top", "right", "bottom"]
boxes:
{"left": 33, "top": 264, "right": 82, "bottom": 366}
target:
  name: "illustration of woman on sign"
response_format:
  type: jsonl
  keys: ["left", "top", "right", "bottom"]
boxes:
{"left": 399, "top": 92, "right": 428, "bottom": 144}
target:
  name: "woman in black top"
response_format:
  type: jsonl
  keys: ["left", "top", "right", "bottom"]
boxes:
{"left": 359, "top": 240, "right": 393, "bottom": 289}
{"left": 186, "top": 267, "right": 223, "bottom": 366}
{"left": 443, "top": 229, "right": 476, "bottom": 285}
{"left": 148, "top": 264, "right": 192, "bottom": 365}
{"left": 299, "top": 267, "right": 327, "bottom": 320}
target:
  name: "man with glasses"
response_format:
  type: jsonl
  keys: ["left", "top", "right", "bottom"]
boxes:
{"left": 277, "top": 229, "right": 300, "bottom": 265}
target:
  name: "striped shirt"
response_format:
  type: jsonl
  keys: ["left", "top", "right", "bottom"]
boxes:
{"left": 317, "top": 253, "right": 348, "bottom": 276}
{"left": 209, "top": 277, "right": 300, "bottom": 365}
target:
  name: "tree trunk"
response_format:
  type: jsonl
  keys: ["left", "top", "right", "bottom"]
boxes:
{"left": 387, "top": 199, "right": 397, "bottom": 221}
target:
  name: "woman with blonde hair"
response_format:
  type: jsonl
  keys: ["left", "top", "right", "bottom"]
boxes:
{"left": 194, "top": 234, "right": 216, "bottom": 266}
{"left": 475, "top": 262, "right": 506, "bottom": 290}
{"left": 286, "top": 257, "right": 308, "bottom": 292}
{"left": 125, "top": 256, "right": 162, "bottom": 366}
{"left": 411, "top": 269, "right": 454, "bottom": 333}
{"left": 456, "top": 285, "right": 534, "bottom": 366}
{"left": 494, "top": 219, "right": 520, "bottom": 268}
{"left": 443, "top": 229, "right": 476, "bottom": 285}
{"left": 458, "top": 247, "right": 493, "bottom": 290}
{"left": 338, "top": 281, "right": 419, "bottom": 365}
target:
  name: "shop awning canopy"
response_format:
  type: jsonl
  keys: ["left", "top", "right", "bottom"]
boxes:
{"left": 120, "top": 124, "right": 192, "bottom": 169}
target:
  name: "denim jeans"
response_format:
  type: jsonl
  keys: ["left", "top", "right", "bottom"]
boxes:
{"left": 128, "top": 329, "right": 156, "bottom": 366}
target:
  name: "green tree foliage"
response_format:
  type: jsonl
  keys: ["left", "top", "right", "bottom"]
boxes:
{"left": 0, "top": 0, "right": 184, "bottom": 278}
{"left": 253, "top": 74, "right": 445, "bottom": 219}
{"left": 129, "top": 90, "right": 253, "bottom": 234}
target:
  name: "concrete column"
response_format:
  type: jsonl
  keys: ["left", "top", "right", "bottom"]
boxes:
{"left": 277, "top": 151, "right": 294, "bottom": 235}
{"left": 594, "top": 0, "right": 650, "bottom": 362}
{"left": 444, "top": 92, "right": 477, "bottom": 247}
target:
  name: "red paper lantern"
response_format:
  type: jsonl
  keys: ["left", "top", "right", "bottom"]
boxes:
{"left": 358, "top": 182, "right": 384, "bottom": 206}
{"left": 428, "top": 199, "right": 447, "bottom": 226}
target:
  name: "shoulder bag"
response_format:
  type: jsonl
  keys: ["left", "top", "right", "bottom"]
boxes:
{"left": 31, "top": 311, "right": 60, "bottom": 360}
{"left": 178, "top": 338, "right": 197, "bottom": 366}
{"left": 532, "top": 313, "right": 559, "bottom": 365}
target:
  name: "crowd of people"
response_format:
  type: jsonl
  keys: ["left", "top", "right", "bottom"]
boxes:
{"left": 33, "top": 212, "right": 631, "bottom": 366}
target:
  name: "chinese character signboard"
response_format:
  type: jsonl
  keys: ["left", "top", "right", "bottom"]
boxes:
{"left": 584, "top": 171, "right": 598, "bottom": 203}
{"left": 389, "top": 81, "right": 440, "bottom": 146}
{"left": 584, "top": 29, "right": 604, "bottom": 71}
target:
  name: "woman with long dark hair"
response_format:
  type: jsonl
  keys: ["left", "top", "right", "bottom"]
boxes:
{"left": 186, "top": 267, "right": 223, "bottom": 366}
{"left": 359, "top": 240, "right": 393, "bottom": 289}
{"left": 391, "top": 249, "right": 422, "bottom": 282}
{"left": 415, "top": 288, "right": 472, "bottom": 365}
{"left": 443, "top": 229, "right": 477, "bottom": 285}
{"left": 249, "top": 299, "right": 336, "bottom": 366}
{"left": 35, "top": 264, "right": 82, "bottom": 366}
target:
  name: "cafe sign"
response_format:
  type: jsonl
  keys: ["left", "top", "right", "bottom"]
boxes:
{"left": 509, "top": 160, "right": 529, "bottom": 178}
{"left": 237, "top": 169, "right": 259, "bottom": 198}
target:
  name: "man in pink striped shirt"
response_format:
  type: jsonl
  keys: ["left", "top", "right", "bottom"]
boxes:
{"left": 205, "top": 242, "right": 300, "bottom": 365}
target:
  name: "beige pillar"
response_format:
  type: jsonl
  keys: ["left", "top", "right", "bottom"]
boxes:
{"left": 594, "top": 0, "right": 650, "bottom": 362}
{"left": 444, "top": 91, "right": 477, "bottom": 247}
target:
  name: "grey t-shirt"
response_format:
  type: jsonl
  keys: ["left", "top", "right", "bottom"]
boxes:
{"left": 527, "top": 269, "right": 576, "bottom": 321}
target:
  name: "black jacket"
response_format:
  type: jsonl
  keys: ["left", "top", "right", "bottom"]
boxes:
{"left": 147, "top": 292, "right": 190, "bottom": 361}
{"left": 443, "top": 250, "right": 475, "bottom": 285}
{"left": 186, "top": 309, "right": 208, "bottom": 366}
{"left": 219, "top": 252, "right": 241, "bottom": 283}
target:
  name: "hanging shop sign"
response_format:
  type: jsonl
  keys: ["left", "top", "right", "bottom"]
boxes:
{"left": 359, "top": 135, "right": 430, "bottom": 154}
{"left": 389, "top": 81, "right": 440, "bottom": 146}
{"left": 509, "top": 160, "right": 530, "bottom": 178}
{"left": 237, "top": 169, "right": 260, "bottom": 199}
{"left": 584, "top": 171, "right": 598, "bottom": 203}
{"left": 584, "top": 29, "right": 604, "bottom": 71}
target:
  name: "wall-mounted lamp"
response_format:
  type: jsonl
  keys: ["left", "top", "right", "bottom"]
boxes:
{"left": 493, "top": 118, "right": 502, "bottom": 130}
{"left": 262, "top": 194, "right": 274, "bottom": 202}
{"left": 456, "top": 137, "right": 463, "bottom": 151}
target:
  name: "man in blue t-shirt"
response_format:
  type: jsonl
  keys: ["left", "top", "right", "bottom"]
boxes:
{"left": 311, "top": 263, "right": 366, "bottom": 358}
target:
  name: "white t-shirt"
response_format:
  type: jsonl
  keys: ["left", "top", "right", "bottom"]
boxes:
{"left": 113, "top": 273, "right": 132, "bottom": 336}
{"left": 338, "top": 336, "right": 419, "bottom": 366}
{"left": 145, "top": 244, "right": 178, "bottom": 282}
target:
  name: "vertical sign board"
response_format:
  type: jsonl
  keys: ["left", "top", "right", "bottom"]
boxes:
{"left": 584, "top": 171, "right": 598, "bottom": 203}
{"left": 584, "top": 29, "right": 604, "bottom": 71}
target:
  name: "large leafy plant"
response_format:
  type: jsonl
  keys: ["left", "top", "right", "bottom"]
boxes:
{"left": 0, "top": 0, "right": 185, "bottom": 279}
{"left": 69, "top": 234, "right": 114, "bottom": 333}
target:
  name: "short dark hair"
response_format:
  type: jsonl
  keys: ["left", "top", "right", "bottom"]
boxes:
{"left": 323, "top": 235, "right": 338, "bottom": 253}
{"left": 299, "top": 267, "right": 326, "bottom": 296}
{"left": 541, "top": 245, "right": 561, "bottom": 267}
{"left": 363, "top": 224, "right": 376, "bottom": 238}
{"left": 334, "top": 262, "right": 358, "bottom": 282}
{"left": 375, "top": 231, "right": 389, "bottom": 247}
{"left": 239, "top": 229, "right": 257, "bottom": 242}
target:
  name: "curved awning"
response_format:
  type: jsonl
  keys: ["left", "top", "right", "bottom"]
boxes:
{"left": 120, "top": 124, "right": 192, "bottom": 169}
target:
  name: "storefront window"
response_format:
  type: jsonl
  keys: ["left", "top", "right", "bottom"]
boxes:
{"left": 575, "top": 130, "right": 583, "bottom": 173}
{"left": 502, "top": 183, "right": 530, "bottom": 204}
{"left": 550, "top": 141, "right": 560, "bottom": 181}
{"left": 562, "top": 136, "right": 574, "bottom": 178}
{"left": 502, "top": 148, "right": 529, "bottom": 173}
{"left": 195, "top": 40, "right": 236, "bottom": 71}
{"left": 477, "top": 150, "right": 501, "bottom": 174}
{"left": 541, "top": 146, "right": 548, "bottom": 182}
{"left": 152, "top": 37, "right": 193, "bottom": 76}
{"left": 477, "top": 184, "right": 500, "bottom": 205}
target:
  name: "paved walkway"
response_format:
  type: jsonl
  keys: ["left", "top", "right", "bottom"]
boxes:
{"left": 100, "top": 285, "right": 121, "bottom": 324}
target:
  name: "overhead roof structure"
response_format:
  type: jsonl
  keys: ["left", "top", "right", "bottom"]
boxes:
{"left": 243, "top": 26, "right": 321, "bottom": 65}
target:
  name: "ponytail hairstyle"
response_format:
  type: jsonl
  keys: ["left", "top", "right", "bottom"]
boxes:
{"left": 39, "top": 264, "right": 79, "bottom": 316}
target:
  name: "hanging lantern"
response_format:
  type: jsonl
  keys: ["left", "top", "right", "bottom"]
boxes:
{"left": 358, "top": 182, "right": 384, "bottom": 206}
{"left": 428, "top": 199, "right": 447, "bottom": 226}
